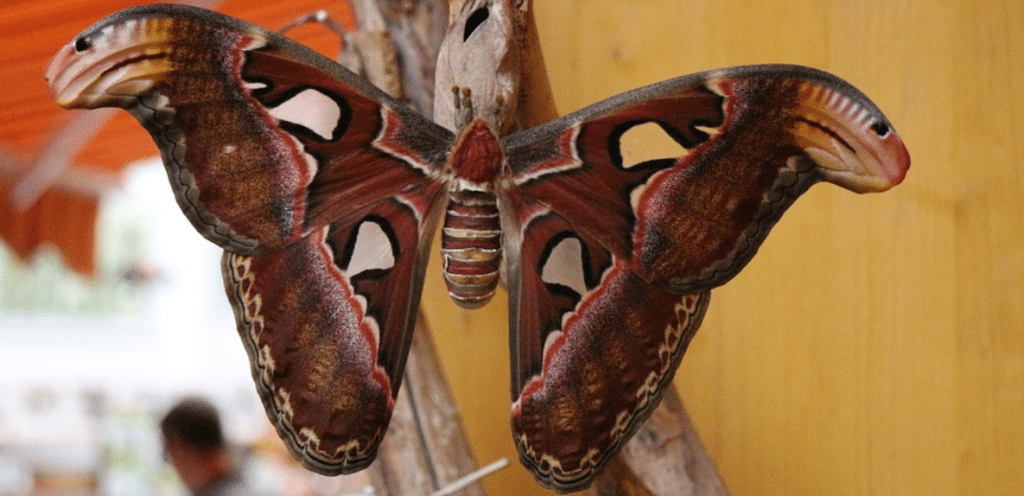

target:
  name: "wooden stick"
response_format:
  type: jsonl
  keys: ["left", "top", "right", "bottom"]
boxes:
{"left": 369, "top": 315, "right": 489, "bottom": 496}
{"left": 347, "top": 3, "right": 490, "bottom": 494}
{"left": 584, "top": 388, "right": 730, "bottom": 496}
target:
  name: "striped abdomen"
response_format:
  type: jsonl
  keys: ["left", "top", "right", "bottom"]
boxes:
{"left": 441, "top": 187, "right": 502, "bottom": 309}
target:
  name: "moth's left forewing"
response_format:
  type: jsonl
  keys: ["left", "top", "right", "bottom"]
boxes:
{"left": 507, "top": 65, "right": 910, "bottom": 295}
{"left": 240, "top": 45, "right": 455, "bottom": 231}
{"left": 631, "top": 66, "right": 910, "bottom": 292}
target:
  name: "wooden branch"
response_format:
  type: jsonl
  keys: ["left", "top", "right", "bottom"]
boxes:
{"left": 368, "top": 381, "right": 437, "bottom": 495}
{"left": 584, "top": 388, "right": 730, "bottom": 496}
{"left": 351, "top": 0, "right": 448, "bottom": 115}
{"left": 510, "top": 0, "right": 557, "bottom": 129}
{"left": 345, "top": 3, "right": 491, "bottom": 494}
{"left": 368, "top": 314, "right": 489, "bottom": 496}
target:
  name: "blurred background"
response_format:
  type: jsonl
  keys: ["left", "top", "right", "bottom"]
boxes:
{"left": 3, "top": 1, "right": 1023, "bottom": 495}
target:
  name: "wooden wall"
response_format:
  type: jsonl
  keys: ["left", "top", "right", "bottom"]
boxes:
{"left": 423, "top": 0, "right": 1024, "bottom": 494}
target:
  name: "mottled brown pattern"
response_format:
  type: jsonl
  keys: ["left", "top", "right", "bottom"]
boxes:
{"left": 138, "top": 19, "right": 313, "bottom": 251}
{"left": 633, "top": 78, "right": 813, "bottom": 291}
{"left": 511, "top": 262, "right": 709, "bottom": 491}
{"left": 223, "top": 232, "right": 393, "bottom": 474}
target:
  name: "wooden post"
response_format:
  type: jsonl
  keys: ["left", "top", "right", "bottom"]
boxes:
{"left": 343, "top": 2, "right": 491, "bottom": 494}
{"left": 369, "top": 315, "right": 489, "bottom": 496}
{"left": 584, "top": 389, "right": 730, "bottom": 496}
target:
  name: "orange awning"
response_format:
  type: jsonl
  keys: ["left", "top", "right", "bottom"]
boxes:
{"left": 1, "top": 0, "right": 356, "bottom": 275}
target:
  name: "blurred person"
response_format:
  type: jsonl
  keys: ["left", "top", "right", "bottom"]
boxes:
{"left": 160, "top": 397, "right": 278, "bottom": 496}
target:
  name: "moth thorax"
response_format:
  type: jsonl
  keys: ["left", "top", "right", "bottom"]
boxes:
{"left": 441, "top": 188, "right": 502, "bottom": 309}
{"left": 448, "top": 118, "right": 504, "bottom": 183}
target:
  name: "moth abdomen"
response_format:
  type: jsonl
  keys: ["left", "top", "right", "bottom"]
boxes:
{"left": 441, "top": 188, "right": 502, "bottom": 309}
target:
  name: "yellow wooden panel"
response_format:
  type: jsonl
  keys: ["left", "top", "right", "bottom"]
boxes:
{"left": 423, "top": 1, "right": 1024, "bottom": 494}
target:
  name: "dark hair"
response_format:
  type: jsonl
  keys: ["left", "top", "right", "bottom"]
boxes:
{"left": 160, "top": 397, "right": 225, "bottom": 452}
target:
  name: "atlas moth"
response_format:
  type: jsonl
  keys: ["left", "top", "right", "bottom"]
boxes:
{"left": 47, "top": 2, "right": 909, "bottom": 491}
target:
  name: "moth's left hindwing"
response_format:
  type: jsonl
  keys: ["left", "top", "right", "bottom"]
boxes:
{"left": 47, "top": 4, "right": 453, "bottom": 474}
{"left": 501, "top": 190, "right": 711, "bottom": 491}
{"left": 224, "top": 189, "right": 445, "bottom": 474}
